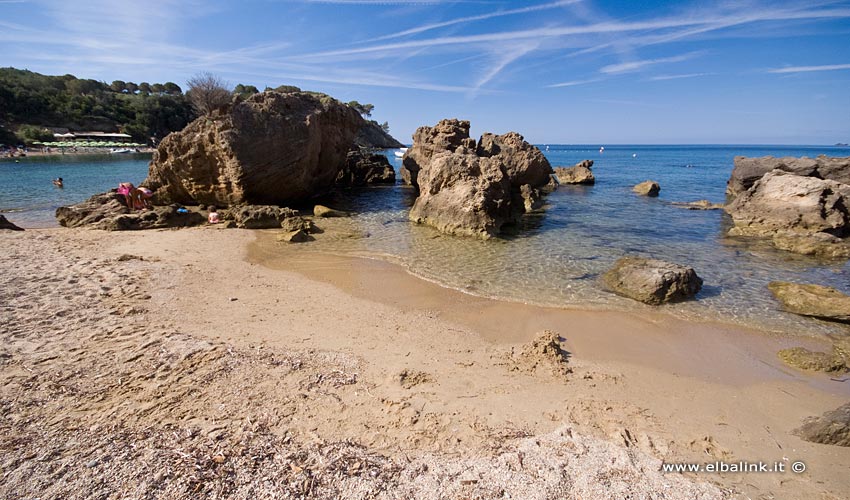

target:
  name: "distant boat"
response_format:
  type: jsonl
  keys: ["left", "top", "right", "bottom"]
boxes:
{"left": 633, "top": 153, "right": 637, "bottom": 158}
{"left": 394, "top": 147, "right": 408, "bottom": 158}
{"left": 110, "top": 148, "right": 133, "bottom": 154}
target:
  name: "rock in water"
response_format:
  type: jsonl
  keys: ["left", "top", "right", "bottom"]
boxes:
{"left": 727, "top": 155, "right": 850, "bottom": 198}
{"left": 794, "top": 402, "right": 850, "bottom": 447}
{"left": 0, "top": 214, "right": 24, "bottom": 231}
{"left": 276, "top": 229, "right": 311, "bottom": 243}
{"left": 554, "top": 160, "right": 595, "bottom": 185}
{"left": 725, "top": 170, "right": 850, "bottom": 256}
{"left": 313, "top": 205, "right": 348, "bottom": 218}
{"left": 602, "top": 257, "right": 703, "bottom": 305}
{"left": 670, "top": 200, "right": 724, "bottom": 210}
{"left": 145, "top": 91, "right": 363, "bottom": 206}
{"left": 768, "top": 281, "right": 850, "bottom": 323}
{"left": 336, "top": 149, "right": 395, "bottom": 186}
{"left": 404, "top": 119, "right": 553, "bottom": 238}
{"left": 401, "top": 118, "right": 477, "bottom": 187}
{"left": 633, "top": 180, "right": 660, "bottom": 197}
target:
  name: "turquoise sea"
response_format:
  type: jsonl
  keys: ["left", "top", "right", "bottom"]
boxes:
{"left": 2, "top": 145, "right": 849, "bottom": 336}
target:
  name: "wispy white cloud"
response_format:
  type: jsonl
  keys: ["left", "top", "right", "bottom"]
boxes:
{"left": 600, "top": 51, "right": 702, "bottom": 74}
{"left": 370, "top": 0, "right": 581, "bottom": 42}
{"left": 546, "top": 78, "right": 603, "bottom": 88}
{"left": 648, "top": 72, "right": 713, "bottom": 81}
{"left": 472, "top": 42, "right": 539, "bottom": 94}
{"left": 768, "top": 63, "right": 850, "bottom": 73}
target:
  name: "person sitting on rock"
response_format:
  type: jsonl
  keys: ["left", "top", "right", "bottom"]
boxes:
{"left": 117, "top": 182, "right": 135, "bottom": 208}
{"left": 133, "top": 186, "right": 154, "bottom": 210}
{"left": 208, "top": 205, "right": 220, "bottom": 224}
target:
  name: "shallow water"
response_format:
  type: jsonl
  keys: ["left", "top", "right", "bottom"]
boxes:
{"left": 2, "top": 146, "right": 849, "bottom": 337}
{"left": 292, "top": 145, "right": 850, "bottom": 337}
{"left": 0, "top": 153, "right": 151, "bottom": 227}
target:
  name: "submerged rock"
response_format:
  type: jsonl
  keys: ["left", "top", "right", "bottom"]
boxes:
{"left": 404, "top": 119, "right": 553, "bottom": 238}
{"left": 670, "top": 200, "right": 724, "bottom": 210}
{"left": 55, "top": 192, "right": 205, "bottom": 230}
{"left": 0, "top": 214, "right": 24, "bottom": 231}
{"left": 602, "top": 257, "right": 703, "bottom": 305}
{"left": 554, "top": 160, "right": 595, "bottom": 185}
{"left": 794, "top": 402, "right": 850, "bottom": 447}
{"left": 727, "top": 155, "right": 850, "bottom": 198}
{"left": 633, "top": 180, "right": 660, "bottom": 197}
{"left": 768, "top": 282, "right": 850, "bottom": 323}
{"left": 221, "top": 205, "right": 299, "bottom": 229}
{"left": 725, "top": 170, "right": 850, "bottom": 257}
{"left": 145, "top": 91, "right": 363, "bottom": 207}
{"left": 336, "top": 149, "right": 395, "bottom": 186}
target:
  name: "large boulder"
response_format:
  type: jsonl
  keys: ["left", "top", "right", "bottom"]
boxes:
{"left": 401, "top": 119, "right": 477, "bottom": 187}
{"left": 727, "top": 155, "right": 850, "bottom": 198}
{"left": 0, "top": 214, "right": 24, "bottom": 231}
{"left": 777, "top": 347, "right": 847, "bottom": 373}
{"left": 145, "top": 91, "right": 363, "bottom": 207}
{"left": 794, "top": 402, "right": 850, "bottom": 447}
{"left": 725, "top": 170, "right": 850, "bottom": 241}
{"left": 336, "top": 149, "right": 395, "bottom": 186}
{"left": 409, "top": 153, "right": 512, "bottom": 238}
{"left": 602, "top": 257, "right": 703, "bottom": 305}
{"left": 554, "top": 160, "right": 595, "bottom": 185}
{"left": 56, "top": 191, "right": 205, "bottom": 230}
{"left": 404, "top": 119, "right": 553, "bottom": 238}
{"left": 768, "top": 281, "right": 850, "bottom": 323}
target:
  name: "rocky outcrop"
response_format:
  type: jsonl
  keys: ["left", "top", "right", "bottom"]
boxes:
{"left": 725, "top": 170, "right": 850, "bottom": 256}
{"left": 794, "top": 402, "right": 850, "bottom": 447}
{"left": 336, "top": 149, "right": 395, "bottom": 186}
{"left": 404, "top": 119, "right": 553, "bottom": 238}
{"left": 602, "top": 257, "right": 703, "bottom": 305}
{"left": 220, "top": 205, "right": 299, "bottom": 229}
{"left": 56, "top": 191, "right": 205, "bottom": 230}
{"left": 313, "top": 205, "right": 348, "bottom": 218}
{"left": 145, "top": 91, "right": 363, "bottom": 207}
{"left": 633, "top": 181, "right": 660, "bottom": 197}
{"left": 401, "top": 119, "right": 477, "bottom": 187}
{"left": 768, "top": 282, "right": 850, "bottom": 323}
{"left": 727, "top": 155, "right": 850, "bottom": 198}
{"left": 0, "top": 214, "right": 24, "bottom": 231}
{"left": 353, "top": 121, "right": 404, "bottom": 149}
{"left": 554, "top": 160, "right": 595, "bottom": 185}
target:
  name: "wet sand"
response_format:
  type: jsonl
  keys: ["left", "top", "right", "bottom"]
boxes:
{"left": 2, "top": 227, "right": 849, "bottom": 499}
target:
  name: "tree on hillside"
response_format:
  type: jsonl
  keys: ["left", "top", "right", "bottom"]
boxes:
{"left": 347, "top": 100, "right": 374, "bottom": 118}
{"left": 151, "top": 83, "right": 164, "bottom": 94}
{"left": 233, "top": 83, "right": 259, "bottom": 98}
{"left": 125, "top": 82, "right": 138, "bottom": 94}
{"left": 186, "top": 72, "right": 231, "bottom": 116}
{"left": 65, "top": 78, "right": 104, "bottom": 96}
{"left": 138, "top": 82, "right": 151, "bottom": 95}
{"left": 163, "top": 82, "right": 182, "bottom": 95}
{"left": 380, "top": 121, "right": 390, "bottom": 133}
{"left": 110, "top": 80, "right": 126, "bottom": 93}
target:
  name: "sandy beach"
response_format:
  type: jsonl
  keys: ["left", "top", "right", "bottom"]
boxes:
{"left": 1, "top": 226, "right": 848, "bottom": 499}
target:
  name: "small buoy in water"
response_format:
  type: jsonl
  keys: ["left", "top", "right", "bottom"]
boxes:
{"left": 632, "top": 153, "right": 637, "bottom": 158}
{"left": 599, "top": 146, "right": 605, "bottom": 154}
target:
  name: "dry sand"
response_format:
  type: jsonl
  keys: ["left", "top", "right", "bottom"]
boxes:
{"left": 1, "top": 227, "right": 849, "bottom": 499}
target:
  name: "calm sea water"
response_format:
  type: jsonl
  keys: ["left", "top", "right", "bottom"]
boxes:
{"left": 0, "top": 153, "right": 152, "bottom": 227}
{"left": 2, "top": 146, "right": 848, "bottom": 336}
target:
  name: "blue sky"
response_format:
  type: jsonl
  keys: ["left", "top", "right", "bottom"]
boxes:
{"left": 2, "top": 0, "right": 850, "bottom": 144}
